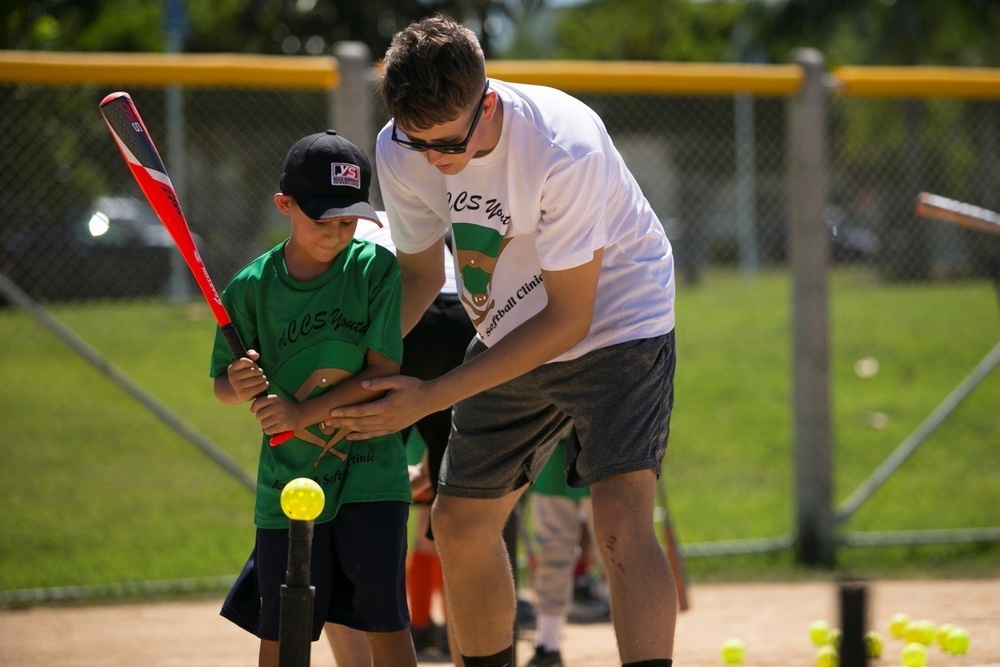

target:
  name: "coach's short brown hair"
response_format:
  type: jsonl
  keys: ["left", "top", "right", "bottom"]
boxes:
{"left": 378, "top": 14, "right": 487, "bottom": 132}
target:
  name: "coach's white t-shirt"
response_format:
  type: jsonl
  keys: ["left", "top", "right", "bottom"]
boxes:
{"left": 376, "top": 79, "right": 674, "bottom": 362}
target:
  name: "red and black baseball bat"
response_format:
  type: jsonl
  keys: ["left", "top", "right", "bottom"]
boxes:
{"left": 99, "top": 91, "right": 292, "bottom": 446}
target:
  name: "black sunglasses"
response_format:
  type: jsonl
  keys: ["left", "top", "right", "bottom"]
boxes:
{"left": 391, "top": 80, "right": 490, "bottom": 155}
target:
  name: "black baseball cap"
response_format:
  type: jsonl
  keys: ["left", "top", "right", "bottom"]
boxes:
{"left": 279, "top": 130, "right": 381, "bottom": 225}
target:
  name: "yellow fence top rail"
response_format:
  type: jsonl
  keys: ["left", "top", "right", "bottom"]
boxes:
{"left": 487, "top": 60, "right": 804, "bottom": 95}
{"left": 0, "top": 51, "right": 337, "bottom": 89}
{"left": 833, "top": 66, "right": 1000, "bottom": 99}
{"left": 0, "top": 51, "right": 802, "bottom": 95}
{"left": 4, "top": 52, "right": 997, "bottom": 99}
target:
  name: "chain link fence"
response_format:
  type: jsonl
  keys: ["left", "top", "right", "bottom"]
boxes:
{"left": 1, "top": 51, "right": 997, "bottom": 596}
{"left": 4, "top": 67, "right": 993, "bottom": 303}
{"left": 0, "top": 86, "right": 331, "bottom": 299}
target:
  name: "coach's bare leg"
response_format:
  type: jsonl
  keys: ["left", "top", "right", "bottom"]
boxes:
{"left": 367, "top": 628, "right": 418, "bottom": 666}
{"left": 432, "top": 490, "right": 524, "bottom": 658}
{"left": 323, "top": 623, "right": 373, "bottom": 667}
{"left": 590, "top": 470, "right": 677, "bottom": 663}
{"left": 444, "top": 615, "right": 465, "bottom": 667}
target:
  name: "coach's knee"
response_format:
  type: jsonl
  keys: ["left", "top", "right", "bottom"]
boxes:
{"left": 431, "top": 495, "right": 509, "bottom": 551}
{"left": 590, "top": 473, "right": 659, "bottom": 556}
{"left": 430, "top": 496, "right": 477, "bottom": 545}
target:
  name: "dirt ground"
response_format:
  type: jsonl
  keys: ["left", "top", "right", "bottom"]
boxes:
{"left": 1, "top": 579, "right": 998, "bottom": 666}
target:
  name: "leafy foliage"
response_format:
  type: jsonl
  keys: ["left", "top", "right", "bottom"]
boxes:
{"left": 749, "top": 0, "right": 1000, "bottom": 67}
{"left": 4, "top": 0, "right": 998, "bottom": 68}
{"left": 552, "top": 0, "right": 744, "bottom": 61}
{"left": 0, "top": 0, "right": 546, "bottom": 59}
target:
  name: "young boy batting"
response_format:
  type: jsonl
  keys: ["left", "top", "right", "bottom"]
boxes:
{"left": 211, "top": 130, "right": 417, "bottom": 667}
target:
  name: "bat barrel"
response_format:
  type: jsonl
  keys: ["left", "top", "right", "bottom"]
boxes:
{"left": 100, "top": 91, "right": 293, "bottom": 446}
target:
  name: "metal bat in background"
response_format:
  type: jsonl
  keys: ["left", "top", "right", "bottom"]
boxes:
{"left": 657, "top": 481, "right": 690, "bottom": 611}
{"left": 916, "top": 192, "right": 1000, "bottom": 235}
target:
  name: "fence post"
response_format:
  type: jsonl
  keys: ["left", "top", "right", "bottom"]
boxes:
{"left": 330, "top": 41, "right": 376, "bottom": 199}
{"left": 787, "top": 48, "right": 835, "bottom": 566}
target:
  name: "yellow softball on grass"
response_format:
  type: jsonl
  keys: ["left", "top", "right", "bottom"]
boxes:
{"left": 280, "top": 477, "right": 325, "bottom": 521}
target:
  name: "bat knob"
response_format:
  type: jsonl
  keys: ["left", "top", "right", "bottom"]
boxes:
{"left": 269, "top": 431, "right": 294, "bottom": 446}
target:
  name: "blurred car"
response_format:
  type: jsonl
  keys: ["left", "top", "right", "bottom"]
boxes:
{"left": 826, "top": 204, "right": 880, "bottom": 263}
{"left": 1, "top": 195, "right": 200, "bottom": 302}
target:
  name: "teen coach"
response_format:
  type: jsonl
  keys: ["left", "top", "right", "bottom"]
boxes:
{"left": 325, "top": 15, "right": 678, "bottom": 667}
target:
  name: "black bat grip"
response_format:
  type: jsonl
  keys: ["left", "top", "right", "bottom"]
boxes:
{"left": 221, "top": 323, "right": 249, "bottom": 360}
{"left": 221, "top": 323, "right": 294, "bottom": 446}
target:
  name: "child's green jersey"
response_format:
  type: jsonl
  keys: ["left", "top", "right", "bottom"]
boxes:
{"left": 210, "top": 239, "right": 411, "bottom": 528}
{"left": 531, "top": 436, "right": 589, "bottom": 501}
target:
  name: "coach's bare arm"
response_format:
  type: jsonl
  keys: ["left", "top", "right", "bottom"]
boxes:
{"left": 397, "top": 236, "right": 448, "bottom": 336}
{"left": 250, "top": 350, "right": 400, "bottom": 436}
{"left": 323, "top": 246, "right": 603, "bottom": 439}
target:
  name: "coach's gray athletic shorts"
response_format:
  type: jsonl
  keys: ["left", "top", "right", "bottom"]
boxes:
{"left": 438, "top": 330, "right": 675, "bottom": 499}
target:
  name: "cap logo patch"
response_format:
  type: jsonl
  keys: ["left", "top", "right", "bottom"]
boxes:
{"left": 331, "top": 163, "right": 361, "bottom": 189}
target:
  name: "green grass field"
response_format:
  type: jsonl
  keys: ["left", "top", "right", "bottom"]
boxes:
{"left": 1, "top": 268, "right": 997, "bottom": 600}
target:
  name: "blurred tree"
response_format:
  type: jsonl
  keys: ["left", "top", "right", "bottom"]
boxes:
{"left": 0, "top": 0, "right": 551, "bottom": 60}
{"left": 548, "top": 0, "right": 743, "bottom": 61}
{"left": 184, "top": 0, "right": 462, "bottom": 59}
{"left": 748, "top": 0, "right": 1000, "bottom": 67}
{"left": 4, "top": 0, "right": 996, "bottom": 67}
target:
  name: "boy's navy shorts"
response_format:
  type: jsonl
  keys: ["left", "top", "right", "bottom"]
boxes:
{"left": 220, "top": 501, "right": 410, "bottom": 641}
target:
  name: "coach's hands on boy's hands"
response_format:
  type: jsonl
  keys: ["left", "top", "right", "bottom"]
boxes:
{"left": 324, "top": 374, "right": 439, "bottom": 440}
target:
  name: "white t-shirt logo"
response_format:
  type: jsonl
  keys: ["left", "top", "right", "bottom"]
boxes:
{"left": 331, "top": 163, "right": 361, "bottom": 189}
